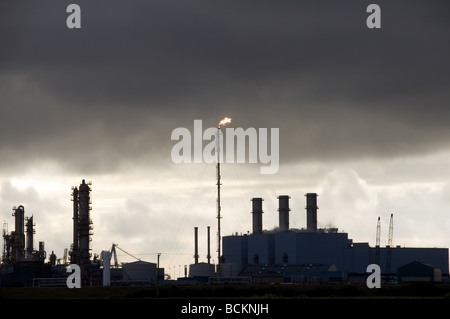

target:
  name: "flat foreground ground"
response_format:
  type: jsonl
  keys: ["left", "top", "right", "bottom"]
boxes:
{"left": 1, "top": 283, "right": 450, "bottom": 299}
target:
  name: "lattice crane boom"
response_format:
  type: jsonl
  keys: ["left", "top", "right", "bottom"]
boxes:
{"left": 110, "top": 243, "right": 140, "bottom": 268}
{"left": 388, "top": 213, "right": 394, "bottom": 247}
{"left": 376, "top": 216, "right": 381, "bottom": 247}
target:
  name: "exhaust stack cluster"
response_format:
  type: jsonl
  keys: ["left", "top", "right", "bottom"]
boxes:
{"left": 250, "top": 193, "right": 319, "bottom": 234}
{"left": 193, "top": 226, "right": 212, "bottom": 264}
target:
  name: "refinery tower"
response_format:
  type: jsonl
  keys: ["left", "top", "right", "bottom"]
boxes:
{"left": 70, "top": 179, "right": 93, "bottom": 286}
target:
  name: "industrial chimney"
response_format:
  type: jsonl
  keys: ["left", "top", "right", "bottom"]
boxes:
{"left": 306, "top": 193, "right": 318, "bottom": 232}
{"left": 207, "top": 226, "right": 211, "bottom": 264}
{"left": 278, "top": 195, "right": 290, "bottom": 232}
{"left": 251, "top": 198, "right": 264, "bottom": 234}
{"left": 194, "top": 227, "right": 199, "bottom": 264}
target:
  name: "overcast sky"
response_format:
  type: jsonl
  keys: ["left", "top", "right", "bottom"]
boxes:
{"left": 1, "top": 0, "right": 450, "bottom": 275}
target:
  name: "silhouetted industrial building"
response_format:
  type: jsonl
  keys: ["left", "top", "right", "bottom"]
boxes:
{"left": 221, "top": 193, "right": 449, "bottom": 283}
{"left": 397, "top": 260, "right": 442, "bottom": 284}
{"left": 2, "top": 179, "right": 449, "bottom": 287}
{"left": 1, "top": 205, "right": 49, "bottom": 286}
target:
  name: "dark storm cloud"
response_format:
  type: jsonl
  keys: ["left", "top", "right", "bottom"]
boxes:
{"left": 0, "top": 0, "right": 449, "bottom": 173}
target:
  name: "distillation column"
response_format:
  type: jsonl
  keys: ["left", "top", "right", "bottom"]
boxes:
{"left": 77, "top": 180, "right": 93, "bottom": 285}
{"left": 12, "top": 205, "right": 25, "bottom": 262}
{"left": 71, "top": 186, "right": 79, "bottom": 265}
{"left": 25, "top": 216, "right": 35, "bottom": 260}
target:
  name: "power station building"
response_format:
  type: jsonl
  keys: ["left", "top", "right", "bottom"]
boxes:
{"left": 221, "top": 194, "right": 449, "bottom": 283}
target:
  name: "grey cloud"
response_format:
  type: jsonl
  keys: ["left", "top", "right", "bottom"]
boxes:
{"left": 0, "top": 0, "right": 449, "bottom": 174}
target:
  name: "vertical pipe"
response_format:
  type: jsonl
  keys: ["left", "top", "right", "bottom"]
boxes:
{"left": 156, "top": 253, "right": 161, "bottom": 298}
{"left": 207, "top": 226, "right": 211, "bottom": 264}
{"left": 157, "top": 253, "right": 161, "bottom": 298}
{"left": 194, "top": 227, "right": 199, "bottom": 264}
{"left": 36, "top": 240, "right": 46, "bottom": 262}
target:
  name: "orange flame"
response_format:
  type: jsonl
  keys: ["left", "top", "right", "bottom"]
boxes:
{"left": 218, "top": 117, "right": 232, "bottom": 128}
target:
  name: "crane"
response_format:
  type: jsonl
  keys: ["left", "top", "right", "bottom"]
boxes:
{"left": 376, "top": 217, "right": 381, "bottom": 248}
{"left": 375, "top": 217, "right": 381, "bottom": 266}
{"left": 388, "top": 213, "right": 394, "bottom": 247}
{"left": 110, "top": 244, "right": 119, "bottom": 268}
{"left": 386, "top": 214, "right": 394, "bottom": 274}
{"left": 110, "top": 243, "right": 140, "bottom": 268}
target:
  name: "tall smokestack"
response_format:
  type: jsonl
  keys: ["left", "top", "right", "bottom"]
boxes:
{"left": 306, "top": 193, "right": 318, "bottom": 232}
{"left": 194, "top": 227, "right": 199, "bottom": 264}
{"left": 251, "top": 198, "right": 264, "bottom": 234}
{"left": 278, "top": 195, "right": 290, "bottom": 232}
{"left": 207, "top": 226, "right": 211, "bottom": 264}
